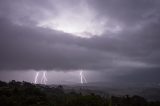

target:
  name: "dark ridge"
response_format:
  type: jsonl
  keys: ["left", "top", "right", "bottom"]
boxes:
{"left": 0, "top": 80, "right": 160, "bottom": 106}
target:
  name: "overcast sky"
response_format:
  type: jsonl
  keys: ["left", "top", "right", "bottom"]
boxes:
{"left": 0, "top": 0, "right": 160, "bottom": 85}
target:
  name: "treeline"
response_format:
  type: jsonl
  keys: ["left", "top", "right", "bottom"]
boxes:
{"left": 0, "top": 80, "right": 160, "bottom": 106}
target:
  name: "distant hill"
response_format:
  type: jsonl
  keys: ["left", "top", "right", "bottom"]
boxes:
{"left": 49, "top": 81, "right": 160, "bottom": 101}
{"left": 0, "top": 80, "right": 160, "bottom": 106}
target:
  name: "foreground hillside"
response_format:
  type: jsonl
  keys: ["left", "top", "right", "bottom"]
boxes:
{"left": 0, "top": 80, "right": 160, "bottom": 106}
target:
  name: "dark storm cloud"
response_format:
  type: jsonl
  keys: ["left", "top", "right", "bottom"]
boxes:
{"left": 0, "top": 0, "right": 160, "bottom": 82}
{"left": 114, "top": 68, "right": 160, "bottom": 83}
{"left": 0, "top": 18, "right": 114, "bottom": 71}
{"left": 0, "top": 17, "right": 160, "bottom": 71}
{"left": 88, "top": 0, "right": 160, "bottom": 26}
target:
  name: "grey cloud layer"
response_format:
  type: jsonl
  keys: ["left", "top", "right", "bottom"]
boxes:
{"left": 0, "top": 0, "right": 85, "bottom": 26}
{"left": 0, "top": 18, "right": 112, "bottom": 70}
{"left": 0, "top": 17, "right": 160, "bottom": 71}
{"left": 0, "top": 0, "right": 160, "bottom": 78}
{"left": 89, "top": 0, "right": 160, "bottom": 26}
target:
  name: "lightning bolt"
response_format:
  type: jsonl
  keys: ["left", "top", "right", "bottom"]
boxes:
{"left": 34, "top": 71, "right": 48, "bottom": 85}
{"left": 80, "top": 71, "right": 83, "bottom": 84}
{"left": 41, "top": 71, "right": 48, "bottom": 85}
{"left": 80, "top": 70, "right": 87, "bottom": 84}
{"left": 34, "top": 72, "right": 39, "bottom": 84}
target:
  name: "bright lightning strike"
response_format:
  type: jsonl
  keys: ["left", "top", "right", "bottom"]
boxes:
{"left": 80, "top": 70, "right": 87, "bottom": 84}
{"left": 41, "top": 71, "right": 48, "bottom": 85}
{"left": 34, "top": 72, "right": 39, "bottom": 84}
{"left": 34, "top": 71, "right": 48, "bottom": 85}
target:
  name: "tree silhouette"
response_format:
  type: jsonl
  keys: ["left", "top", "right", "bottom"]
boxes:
{"left": 0, "top": 80, "right": 159, "bottom": 106}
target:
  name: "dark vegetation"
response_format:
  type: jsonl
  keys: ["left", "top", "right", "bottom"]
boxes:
{"left": 0, "top": 80, "right": 160, "bottom": 106}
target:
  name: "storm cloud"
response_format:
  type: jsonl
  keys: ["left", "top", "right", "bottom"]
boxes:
{"left": 0, "top": 0, "right": 160, "bottom": 83}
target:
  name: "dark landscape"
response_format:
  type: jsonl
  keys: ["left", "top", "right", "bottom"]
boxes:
{"left": 0, "top": 80, "right": 160, "bottom": 106}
